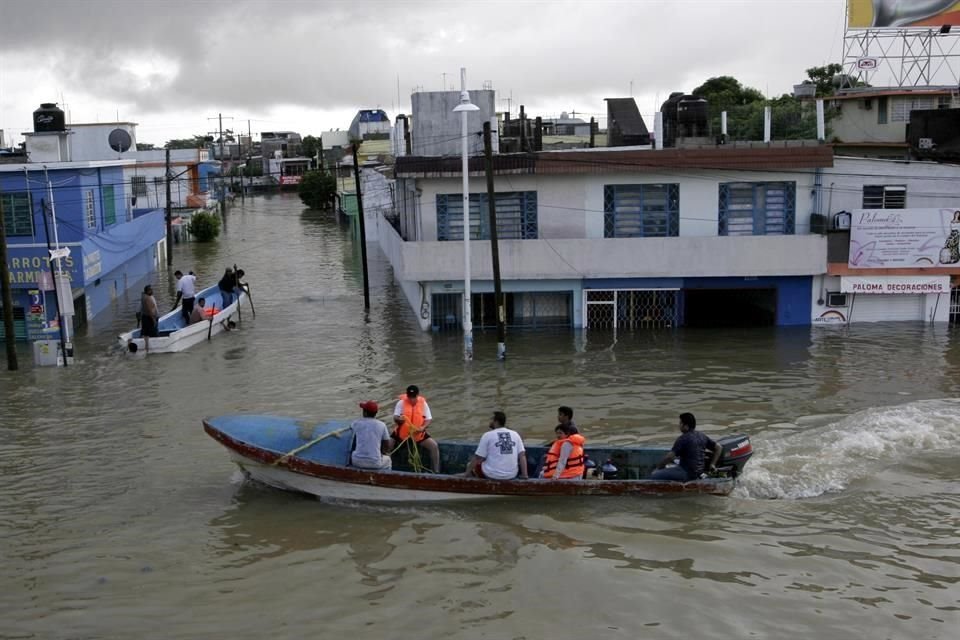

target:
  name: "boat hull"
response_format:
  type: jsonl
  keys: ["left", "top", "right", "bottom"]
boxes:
{"left": 205, "top": 416, "right": 738, "bottom": 503}
{"left": 119, "top": 286, "right": 246, "bottom": 354}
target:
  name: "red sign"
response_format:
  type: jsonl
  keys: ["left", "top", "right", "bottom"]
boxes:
{"left": 279, "top": 176, "right": 302, "bottom": 186}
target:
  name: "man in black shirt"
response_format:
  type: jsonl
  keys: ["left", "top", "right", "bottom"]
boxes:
{"left": 651, "top": 413, "right": 722, "bottom": 482}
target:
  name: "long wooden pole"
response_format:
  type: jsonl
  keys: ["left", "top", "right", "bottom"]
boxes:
{"left": 483, "top": 121, "right": 506, "bottom": 361}
{"left": 165, "top": 148, "right": 173, "bottom": 266}
{"left": 0, "top": 188, "right": 19, "bottom": 370}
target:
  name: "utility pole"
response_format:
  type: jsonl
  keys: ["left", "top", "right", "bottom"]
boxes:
{"left": 165, "top": 148, "right": 173, "bottom": 266}
{"left": 519, "top": 105, "right": 527, "bottom": 152}
{"left": 39, "top": 197, "right": 68, "bottom": 368}
{"left": 318, "top": 136, "right": 325, "bottom": 172}
{"left": 590, "top": 117, "right": 596, "bottom": 148}
{"left": 247, "top": 119, "right": 253, "bottom": 197}
{"left": 534, "top": 116, "right": 543, "bottom": 151}
{"left": 208, "top": 114, "right": 233, "bottom": 215}
{"left": 351, "top": 143, "right": 370, "bottom": 311}
{"left": 0, "top": 189, "right": 19, "bottom": 370}
{"left": 453, "top": 68, "right": 479, "bottom": 361}
{"left": 483, "top": 121, "right": 506, "bottom": 361}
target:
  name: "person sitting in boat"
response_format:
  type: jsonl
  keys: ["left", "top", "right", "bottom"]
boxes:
{"left": 465, "top": 411, "right": 528, "bottom": 480}
{"left": 392, "top": 385, "right": 440, "bottom": 473}
{"left": 189, "top": 297, "right": 207, "bottom": 324}
{"left": 350, "top": 401, "right": 394, "bottom": 471}
{"left": 557, "top": 405, "right": 579, "bottom": 434}
{"left": 651, "top": 412, "right": 722, "bottom": 482}
{"left": 540, "top": 423, "right": 586, "bottom": 479}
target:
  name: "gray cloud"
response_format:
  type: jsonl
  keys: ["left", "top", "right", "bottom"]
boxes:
{"left": 2, "top": 0, "right": 844, "bottom": 124}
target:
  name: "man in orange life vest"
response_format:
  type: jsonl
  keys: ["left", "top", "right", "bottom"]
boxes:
{"left": 540, "top": 423, "right": 586, "bottom": 479}
{"left": 392, "top": 385, "right": 441, "bottom": 473}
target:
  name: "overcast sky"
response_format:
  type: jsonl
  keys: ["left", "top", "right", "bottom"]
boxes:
{"left": 1, "top": 0, "right": 850, "bottom": 146}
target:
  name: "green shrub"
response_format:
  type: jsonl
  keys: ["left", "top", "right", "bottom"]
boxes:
{"left": 187, "top": 210, "right": 222, "bottom": 242}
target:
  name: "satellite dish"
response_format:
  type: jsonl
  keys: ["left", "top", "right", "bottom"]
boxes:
{"left": 108, "top": 128, "right": 132, "bottom": 153}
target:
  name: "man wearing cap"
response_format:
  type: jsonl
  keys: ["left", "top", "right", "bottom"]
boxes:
{"left": 393, "top": 385, "right": 441, "bottom": 473}
{"left": 350, "top": 401, "right": 394, "bottom": 470}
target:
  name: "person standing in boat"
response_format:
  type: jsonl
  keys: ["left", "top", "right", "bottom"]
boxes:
{"left": 172, "top": 270, "right": 198, "bottom": 326}
{"left": 350, "top": 401, "right": 394, "bottom": 471}
{"left": 140, "top": 285, "right": 159, "bottom": 337}
{"left": 540, "top": 423, "right": 586, "bottom": 479}
{"left": 218, "top": 268, "right": 237, "bottom": 307}
{"left": 651, "top": 412, "right": 722, "bottom": 482}
{"left": 465, "top": 411, "right": 528, "bottom": 480}
{"left": 393, "top": 385, "right": 441, "bottom": 473}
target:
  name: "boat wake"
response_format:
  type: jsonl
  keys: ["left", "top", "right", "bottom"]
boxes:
{"left": 736, "top": 399, "right": 960, "bottom": 500}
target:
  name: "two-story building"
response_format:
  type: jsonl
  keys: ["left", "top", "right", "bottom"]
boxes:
{"left": 1, "top": 160, "right": 165, "bottom": 340}
{"left": 382, "top": 144, "right": 835, "bottom": 331}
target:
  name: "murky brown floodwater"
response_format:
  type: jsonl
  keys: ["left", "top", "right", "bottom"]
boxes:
{"left": 2, "top": 194, "right": 959, "bottom": 639}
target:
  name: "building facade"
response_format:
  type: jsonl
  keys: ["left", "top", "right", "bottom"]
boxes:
{"left": 1, "top": 161, "right": 165, "bottom": 340}
{"left": 382, "top": 145, "right": 834, "bottom": 331}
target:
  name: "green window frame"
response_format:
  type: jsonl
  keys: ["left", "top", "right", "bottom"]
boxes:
{"left": 1, "top": 192, "right": 33, "bottom": 237}
{"left": 102, "top": 184, "right": 116, "bottom": 226}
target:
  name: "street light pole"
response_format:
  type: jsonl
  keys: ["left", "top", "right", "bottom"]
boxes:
{"left": 452, "top": 67, "right": 479, "bottom": 361}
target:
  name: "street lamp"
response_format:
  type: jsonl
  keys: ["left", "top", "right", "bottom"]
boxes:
{"left": 453, "top": 67, "right": 479, "bottom": 361}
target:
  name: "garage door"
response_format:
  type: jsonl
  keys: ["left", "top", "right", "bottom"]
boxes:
{"left": 849, "top": 294, "right": 924, "bottom": 322}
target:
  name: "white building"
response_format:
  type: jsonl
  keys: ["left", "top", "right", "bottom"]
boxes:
{"left": 380, "top": 144, "right": 834, "bottom": 331}
{"left": 814, "top": 156, "right": 960, "bottom": 325}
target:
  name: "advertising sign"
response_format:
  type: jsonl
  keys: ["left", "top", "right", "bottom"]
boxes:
{"left": 5, "top": 246, "right": 82, "bottom": 287}
{"left": 849, "top": 208, "right": 960, "bottom": 268}
{"left": 848, "top": 0, "right": 960, "bottom": 29}
{"left": 279, "top": 175, "right": 302, "bottom": 186}
{"left": 840, "top": 275, "right": 951, "bottom": 294}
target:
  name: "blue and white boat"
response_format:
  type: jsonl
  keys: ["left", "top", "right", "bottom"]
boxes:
{"left": 119, "top": 284, "right": 246, "bottom": 354}
{"left": 204, "top": 414, "right": 754, "bottom": 503}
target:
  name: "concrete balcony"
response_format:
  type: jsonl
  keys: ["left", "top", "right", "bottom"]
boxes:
{"left": 381, "top": 225, "right": 827, "bottom": 282}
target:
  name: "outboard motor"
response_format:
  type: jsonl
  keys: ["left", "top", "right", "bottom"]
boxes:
{"left": 710, "top": 434, "right": 753, "bottom": 477}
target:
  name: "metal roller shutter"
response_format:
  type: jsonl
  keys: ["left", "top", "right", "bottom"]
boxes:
{"left": 850, "top": 294, "right": 924, "bottom": 322}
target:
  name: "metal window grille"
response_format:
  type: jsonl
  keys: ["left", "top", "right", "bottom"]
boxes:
{"left": 603, "top": 184, "right": 679, "bottom": 238}
{"left": 719, "top": 182, "right": 796, "bottom": 236}
{"left": 891, "top": 97, "right": 934, "bottom": 122}
{"left": 431, "top": 291, "right": 572, "bottom": 331}
{"left": 862, "top": 185, "right": 906, "bottom": 209}
{"left": 951, "top": 287, "right": 960, "bottom": 325}
{"left": 436, "top": 192, "right": 538, "bottom": 241}
{"left": 132, "top": 176, "right": 148, "bottom": 197}
{"left": 1, "top": 192, "right": 33, "bottom": 236}
{"left": 584, "top": 289, "right": 680, "bottom": 329}
{"left": 85, "top": 191, "right": 96, "bottom": 229}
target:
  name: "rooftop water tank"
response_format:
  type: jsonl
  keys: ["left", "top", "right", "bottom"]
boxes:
{"left": 34, "top": 103, "right": 66, "bottom": 133}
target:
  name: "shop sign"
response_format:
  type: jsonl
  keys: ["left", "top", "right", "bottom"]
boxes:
{"left": 849, "top": 208, "right": 960, "bottom": 269}
{"left": 840, "top": 275, "right": 951, "bottom": 294}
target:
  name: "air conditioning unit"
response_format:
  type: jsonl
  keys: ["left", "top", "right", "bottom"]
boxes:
{"left": 827, "top": 292, "right": 848, "bottom": 307}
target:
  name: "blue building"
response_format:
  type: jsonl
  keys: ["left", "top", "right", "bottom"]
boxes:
{"left": 1, "top": 160, "right": 165, "bottom": 340}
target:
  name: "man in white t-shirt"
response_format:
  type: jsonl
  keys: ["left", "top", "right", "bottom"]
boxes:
{"left": 465, "top": 411, "right": 528, "bottom": 480}
{"left": 173, "top": 270, "right": 198, "bottom": 326}
{"left": 350, "top": 401, "right": 393, "bottom": 470}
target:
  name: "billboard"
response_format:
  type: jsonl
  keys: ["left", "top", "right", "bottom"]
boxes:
{"left": 849, "top": 208, "right": 960, "bottom": 268}
{"left": 848, "top": 0, "right": 960, "bottom": 28}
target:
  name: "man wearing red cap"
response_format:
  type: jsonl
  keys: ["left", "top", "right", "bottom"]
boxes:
{"left": 350, "top": 401, "right": 394, "bottom": 470}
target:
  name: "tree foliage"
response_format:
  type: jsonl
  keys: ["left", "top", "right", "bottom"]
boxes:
{"left": 298, "top": 170, "right": 337, "bottom": 210}
{"left": 136, "top": 142, "right": 157, "bottom": 151}
{"left": 165, "top": 135, "right": 213, "bottom": 150}
{"left": 187, "top": 211, "right": 222, "bottom": 242}
{"left": 301, "top": 135, "right": 321, "bottom": 159}
{"left": 805, "top": 63, "right": 844, "bottom": 97}
{"left": 691, "top": 76, "right": 766, "bottom": 112}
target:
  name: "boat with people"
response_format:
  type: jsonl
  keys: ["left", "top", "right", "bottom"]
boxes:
{"left": 203, "top": 414, "right": 754, "bottom": 502}
{"left": 118, "top": 283, "right": 247, "bottom": 354}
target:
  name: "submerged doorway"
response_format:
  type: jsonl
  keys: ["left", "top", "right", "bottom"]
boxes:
{"left": 684, "top": 288, "right": 776, "bottom": 327}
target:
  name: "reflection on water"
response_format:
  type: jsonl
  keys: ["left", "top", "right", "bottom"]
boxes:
{"left": 1, "top": 194, "right": 959, "bottom": 638}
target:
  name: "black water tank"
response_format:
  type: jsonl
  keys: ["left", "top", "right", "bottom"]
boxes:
{"left": 34, "top": 103, "right": 66, "bottom": 132}
{"left": 660, "top": 92, "right": 685, "bottom": 148}
{"left": 677, "top": 95, "right": 708, "bottom": 126}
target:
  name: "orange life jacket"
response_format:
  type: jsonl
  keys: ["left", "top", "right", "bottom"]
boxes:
{"left": 542, "top": 434, "right": 586, "bottom": 479}
{"left": 203, "top": 307, "right": 217, "bottom": 319}
{"left": 395, "top": 394, "right": 429, "bottom": 442}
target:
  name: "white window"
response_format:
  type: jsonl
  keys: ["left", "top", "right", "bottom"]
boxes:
{"left": 132, "top": 176, "right": 148, "bottom": 197}
{"left": 891, "top": 97, "right": 934, "bottom": 122}
{"left": 862, "top": 185, "right": 906, "bottom": 209}
{"left": 85, "top": 190, "right": 96, "bottom": 229}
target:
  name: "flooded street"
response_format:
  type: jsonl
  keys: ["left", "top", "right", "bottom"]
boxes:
{"left": 2, "top": 194, "right": 959, "bottom": 639}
